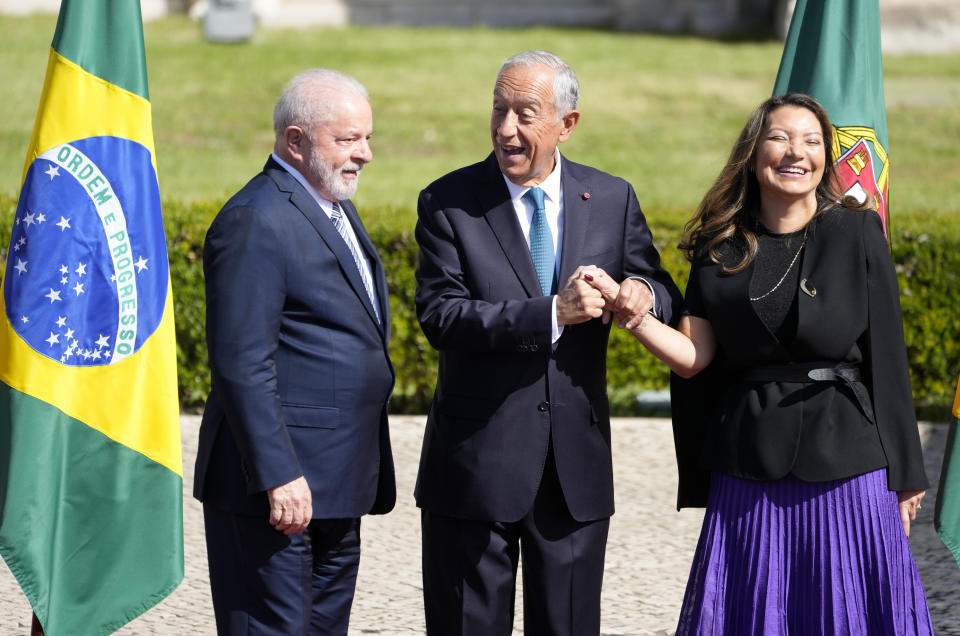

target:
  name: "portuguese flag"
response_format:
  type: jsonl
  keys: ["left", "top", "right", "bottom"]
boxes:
{"left": 0, "top": 2, "right": 183, "bottom": 634}
{"left": 936, "top": 376, "right": 960, "bottom": 568}
{"left": 773, "top": 0, "right": 891, "bottom": 234}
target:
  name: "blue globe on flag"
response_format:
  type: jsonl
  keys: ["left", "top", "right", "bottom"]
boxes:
{"left": 4, "top": 136, "right": 168, "bottom": 367}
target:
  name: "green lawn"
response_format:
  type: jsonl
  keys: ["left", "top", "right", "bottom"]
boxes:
{"left": 1, "top": 14, "right": 959, "bottom": 231}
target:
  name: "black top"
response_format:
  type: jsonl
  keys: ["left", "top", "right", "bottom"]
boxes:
{"left": 671, "top": 207, "right": 928, "bottom": 509}
{"left": 749, "top": 227, "right": 804, "bottom": 341}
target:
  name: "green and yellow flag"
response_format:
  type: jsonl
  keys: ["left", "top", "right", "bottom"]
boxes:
{"left": 0, "top": 2, "right": 183, "bottom": 634}
{"left": 773, "top": 0, "right": 891, "bottom": 234}
{"left": 935, "top": 376, "right": 960, "bottom": 568}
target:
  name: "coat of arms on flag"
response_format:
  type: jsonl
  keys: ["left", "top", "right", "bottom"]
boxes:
{"left": 832, "top": 129, "right": 889, "bottom": 232}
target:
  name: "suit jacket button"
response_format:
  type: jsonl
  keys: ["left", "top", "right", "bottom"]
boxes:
{"left": 537, "top": 401, "right": 550, "bottom": 412}
{"left": 529, "top": 344, "right": 539, "bottom": 352}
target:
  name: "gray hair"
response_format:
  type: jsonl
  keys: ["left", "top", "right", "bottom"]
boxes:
{"left": 273, "top": 69, "right": 368, "bottom": 137}
{"left": 497, "top": 50, "right": 580, "bottom": 118}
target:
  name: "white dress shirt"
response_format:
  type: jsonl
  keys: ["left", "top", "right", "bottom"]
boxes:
{"left": 501, "top": 152, "right": 565, "bottom": 342}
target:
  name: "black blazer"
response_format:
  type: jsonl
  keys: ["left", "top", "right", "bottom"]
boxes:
{"left": 194, "top": 157, "right": 396, "bottom": 518}
{"left": 414, "top": 153, "right": 682, "bottom": 522}
{"left": 671, "top": 207, "right": 928, "bottom": 508}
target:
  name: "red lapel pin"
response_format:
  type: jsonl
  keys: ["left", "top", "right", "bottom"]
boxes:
{"left": 582, "top": 192, "right": 590, "bottom": 200}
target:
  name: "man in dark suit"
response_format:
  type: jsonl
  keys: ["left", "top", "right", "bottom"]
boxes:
{"left": 194, "top": 69, "right": 395, "bottom": 635}
{"left": 414, "top": 51, "right": 682, "bottom": 635}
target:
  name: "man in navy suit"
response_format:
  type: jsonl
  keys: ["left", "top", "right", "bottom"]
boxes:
{"left": 194, "top": 69, "right": 395, "bottom": 635}
{"left": 414, "top": 51, "right": 682, "bottom": 635}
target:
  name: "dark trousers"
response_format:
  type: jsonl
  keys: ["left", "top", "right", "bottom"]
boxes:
{"left": 421, "top": 451, "right": 610, "bottom": 636}
{"left": 203, "top": 504, "right": 361, "bottom": 636}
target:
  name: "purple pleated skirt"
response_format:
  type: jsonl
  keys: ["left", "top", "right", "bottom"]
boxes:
{"left": 676, "top": 469, "right": 933, "bottom": 635}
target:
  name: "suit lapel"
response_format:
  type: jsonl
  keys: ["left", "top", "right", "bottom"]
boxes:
{"left": 266, "top": 160, "right": 383, "bottom": 331}
{"left": 341, "top": 200, "right": 390, "bottom": 339}
{"left": 793, "top": 216, "right": 824, "bottom": 352}
{"left": 556, "top": 158, "right": 590, "bottom": 287}
{"left": 478, "top": 156, "right": 543, "bottom": 298}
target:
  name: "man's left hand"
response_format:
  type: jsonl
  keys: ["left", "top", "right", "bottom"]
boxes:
{"left": 609, "top": 278, "right": 654, "bottom": 328}
{"left": 267, "top": 475, "right": 313, "bottom": 535}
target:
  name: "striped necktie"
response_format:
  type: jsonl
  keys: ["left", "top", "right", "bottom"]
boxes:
{"left": 523, "top": 186, "right": 554, "bottom": 295}
{"left": 329, "top": 202, "right": 380, "bottom": 323}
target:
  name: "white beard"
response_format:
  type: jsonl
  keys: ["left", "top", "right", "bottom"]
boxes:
{"left": 308, "top": 150, "right": 360, "bottom": 202}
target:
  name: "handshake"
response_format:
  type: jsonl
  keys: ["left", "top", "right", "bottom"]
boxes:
{"left": 555, "top": 265, "right": 653, "bottom": 330}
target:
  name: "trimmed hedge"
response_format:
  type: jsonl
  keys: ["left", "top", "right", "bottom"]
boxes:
{"left": 1, "top": 193, "right": 956, "bottom": 418}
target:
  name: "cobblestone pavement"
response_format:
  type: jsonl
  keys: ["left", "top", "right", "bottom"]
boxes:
{"left": 2, "top": 417, "right": 958, "bottom": 635}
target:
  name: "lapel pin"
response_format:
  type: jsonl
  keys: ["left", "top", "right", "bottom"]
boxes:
{"left": 800, "top": 278, "right": 817, "bottom": 297}
{"left": 582, "top": 192, "right": 590, "bottom": 200}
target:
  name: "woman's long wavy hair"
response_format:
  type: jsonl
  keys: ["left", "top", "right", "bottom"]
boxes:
{"left": 678, "top": 93, "right": 868, "bottom": 273}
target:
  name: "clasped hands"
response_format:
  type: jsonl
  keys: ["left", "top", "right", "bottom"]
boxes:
{"left": 556, "top": 265, "right": 651, "bottom": 329}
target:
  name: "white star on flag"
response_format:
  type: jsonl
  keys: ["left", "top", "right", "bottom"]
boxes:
{"left": 135, "top": 256, "right": 149, "bottom": 272}
{"left": 75, "top": 262, "right": 87, "bottom": 276}
{"left": 44, "top": 164, "right": 60, "bottom": 180}
{"left": 20, "top": 315, "right": 29, "bottom": 324}
{"left": 56, "top": 316, "right": 67, "bottom": 327}
{"left": 56, "top": 216, "right": 71, "bottom": 231}
{"left": 36, "top": 213, "right": 46, "bottom": 224}
{"left": 95, "top": 334, "right": 110, "bottom": 348}
{"left": 14, "top": 259, "right": 27, "bottom": 275}
{"left": 23, "top": 212, "right": 36, "bottom": 227}
{"left": 45, "top": 288, "right": 62, "bottom": 303}
{"left": 65, "top": 328, "right": 75, "bottom": 340}
{"left": 59, "top": 265, "right": 69, "bottom": 275}
{"left": 45, "top": 332, "right": 60, "bottom": 346}
{"left": 73, "top": 281, "right": 85, "bottom": 296}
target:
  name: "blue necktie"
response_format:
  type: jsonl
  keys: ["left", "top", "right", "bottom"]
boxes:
{"left": 330, "top": 202, "right": 380, "bottom": 323}
{"left": 524, "top": 186, "right": 554, "bottom": 295}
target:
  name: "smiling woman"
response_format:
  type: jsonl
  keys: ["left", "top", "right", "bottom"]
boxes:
{"left": 583, "top": 92, "right": 935, "bottom": 635}
{"left": 753, "top": 104, "right": 826, "bottom": 229}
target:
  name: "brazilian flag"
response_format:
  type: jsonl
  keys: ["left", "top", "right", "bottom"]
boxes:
{"left": 936, "top": 377, "right": 960, "bottom": 568}
{"left": 0, "top": 2, "right": 183, "bottom": 634}
{"left": 773, "top": 0, "right": 891, "bottom": 234}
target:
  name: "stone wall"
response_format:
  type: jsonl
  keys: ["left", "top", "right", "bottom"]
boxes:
{"left": 244, "top": 0, "right": 776, "bottom": 35}
{"left": 2, "top": 0, "right": 958, "bottom": 53}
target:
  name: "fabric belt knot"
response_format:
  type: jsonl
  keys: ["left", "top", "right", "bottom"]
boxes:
{"left": 523, "top": 186, "right": 555, "bottom": 296}
{"left": 740, "top": 362, "right": 874, "bottom": 424}
{"left": 330, "top": 202, "right": 379, "bottom": 323}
